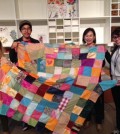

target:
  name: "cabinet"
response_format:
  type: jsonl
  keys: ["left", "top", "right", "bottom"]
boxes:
{"left": 0, "top": 0, "right": 119, "bottom": 49}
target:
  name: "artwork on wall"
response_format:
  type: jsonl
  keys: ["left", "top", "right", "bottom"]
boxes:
{"left": 30, "top": 26, "right": 49, "bottom": 43}
{"left": 0, "top": 26, "right": 17, "bottom": 47}
{"left": 48, "top": 0, "right": 78, "bottom": 18}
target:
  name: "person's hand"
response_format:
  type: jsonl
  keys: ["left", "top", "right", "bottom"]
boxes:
{"left": 11, "top": 42, "right": 20, "bottom": 51}
{"left": 116, "top": 80, "right": 120, "bottom": 86}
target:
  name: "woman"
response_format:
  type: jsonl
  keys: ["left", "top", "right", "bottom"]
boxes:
{"left": 111, "top": 28, "right": 120, "bottom": 134}
{"left": 82, "top": 28, "right": 110, "bottom": 131}
{"left": 0, "top": 41, "right": 10, "bottom": 134}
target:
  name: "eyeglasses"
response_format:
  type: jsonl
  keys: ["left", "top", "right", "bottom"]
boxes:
{"left": 21, "top": 27, "right": 31, "bottom": 31}
{"left": 112, "top": 35, "right": 120, "bottom": 39}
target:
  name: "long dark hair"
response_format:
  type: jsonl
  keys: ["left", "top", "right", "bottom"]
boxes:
{"left": 82, "top": 28, "right": 96, "bottom": 44}
{"left": 0, "top": 41, "right": 4, "bottom": 58}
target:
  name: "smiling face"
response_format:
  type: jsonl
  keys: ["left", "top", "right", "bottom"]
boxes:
{"left": 112, "top": 35, "right": 120, "bottom": 46}
{"left": 84, "top": 31, "right": 96, "bottom": 46}
{"left": 20, "top": 24, "right": 32, "bottom": 40}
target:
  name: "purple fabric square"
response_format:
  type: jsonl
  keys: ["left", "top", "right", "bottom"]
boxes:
{"left": 81, "top": 59, "right": 95, "bottom": 67}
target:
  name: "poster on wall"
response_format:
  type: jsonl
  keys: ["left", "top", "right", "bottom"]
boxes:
{"left": 31, "top": 26, "right": 49, "bottom": 43}
{"left": 48, "top": 0, "right": 78, "bottom": 18}
{"left": 0, "top": 26, "right": 17, "bottom": 47}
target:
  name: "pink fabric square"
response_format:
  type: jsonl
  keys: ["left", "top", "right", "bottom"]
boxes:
{"left": 22, "top": 114, "right": 30, "bottom": 123}
{"left": 60, "top": 84, "right": 71, "bottom": 91}
{"left": 0, "top": 69, "right": 5, "bottom": 82}
{"left": 7, "top": 108, "right": 15, "bottom": 117}
{"left": 97, "top": 46, "right": 105, "bottom": 52}
{"left": 31, "top": 110, "right": 42, "bottom": 120}
{"left": 72, "top": 48, "right": 80, "bottom": 55}
{"left": 46, "top": 53, "right": 57, "bottom": 59}
{"left": 2, "top": 92, "right": 13, "bottom": 105}
{"left": 90, "top": 76, "right": 99, "bottom": 84}
{"left": 78, "top": 66, "right": 84, "bottom": 75}
{"left": 21, "top": 80, "right": 38, "bottom": 93}
{"left": 29, "top": 84, "right": 38, "bottom": 93}
{"left": 17, "top": 104, "right": 27, "bottom": 114}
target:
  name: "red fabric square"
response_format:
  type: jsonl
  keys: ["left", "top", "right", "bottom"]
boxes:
{"left": 17, "top": 104, "right": 27, "bottom": 114}
{"left": 36, "top": 84, "right": 50, "bottom": 97}
{"left": 15, "top": 93, "right": 23, "bottom": 101}
{"left": 31, "top": 110, "right": 42, "bottom": 120}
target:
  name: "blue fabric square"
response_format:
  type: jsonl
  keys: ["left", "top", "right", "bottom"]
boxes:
{"left": 99, "top": 80, "right": 117, "bottom": 91}
{"left": 47, "top": 101, "right": 59, "bottom": 109}
{"left": 38, "top": 77, "right": 46, "bottom": 83}
{"left": 39, "top": 113, "right": 50, "bottom": 123}
{"left": 70, "top": 86, "right": 84, "bottom": 95}
{"left": 83, "top": 67, "right": 92, "bottom": 76}
{"left": 37, "top": 58, "right": 46, "bottom": 72}
{"left": 57, "top": 52, "right": 65, "bottom": 59}
{"left": 89, "top": 46, "right": 97, "bottom": 52}
{"left": 36, "top": 104, "right": 45, "bottom": 112}
{"left": 65, "top": 77, "right": 74, "bottom": 85}
{"left": 96, "top": 53, "right": 105, "bottom": 60}
{"left": 0, "top": 104, "right": 9, "bottom": 115}
{"left": 20, "top": 97, "right": 31, "bottom": 106}
{"left": 70, "top": 113, "right": 78, "bottom": 122}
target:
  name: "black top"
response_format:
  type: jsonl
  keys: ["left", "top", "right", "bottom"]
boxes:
{"left": 9, "top": 37, "right": 39, "bottom": 63}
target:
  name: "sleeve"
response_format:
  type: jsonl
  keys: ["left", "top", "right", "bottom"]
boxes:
{"left": 9, "top": 48, "right": 18, "bottom": 63}
{"left": 105, "top": 50, "right": 111, "bottom": 64}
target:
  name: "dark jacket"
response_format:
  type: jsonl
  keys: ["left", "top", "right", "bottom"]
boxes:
{"left": 9, "top": 37, "right": 39, "bottom": 63}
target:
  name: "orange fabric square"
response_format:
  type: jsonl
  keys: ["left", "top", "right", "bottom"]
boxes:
{"left": 92, "top": 68, "right": 101, "bottom": 77}
{"left": 94, "top": 60, "right": 102, "bottom": 68}
{"left": 46, "top": 58, "right": 54, "bottom": 66}
{"left": 76, "top": 75, "right": 90, "bottom": 87}
{"left": 89, "top": 91, "right": 99, "bottom": 103}
{"left": 45, "top": 117, "right": 58, "bottom": 131}
{"left": 72, "top": 105, "right": 83, "bottom": 115}
{"left": 44, "top": 93, "right": 54, "bottom": 101}
{"left": 1, "top": 64, "right": 11, "bottom": 73}
{"left": 80, "top": 90, "right": 92, "bottom": 100}
{"left": 75, "top": 116, "right": 85, "bottom": 126}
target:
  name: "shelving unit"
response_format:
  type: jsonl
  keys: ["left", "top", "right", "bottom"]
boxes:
{"left": 0, "top": 0, "right": 119, "bottom": 49}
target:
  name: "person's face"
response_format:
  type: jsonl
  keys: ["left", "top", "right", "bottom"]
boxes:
{"left": 84, "top": 31, "right": 95, "bottom": 46}
{"left": 112, "top": 35, "right": 120, "bottom": 46}
{"left": 20, "top": 25, "right": 32, "bottom": 38}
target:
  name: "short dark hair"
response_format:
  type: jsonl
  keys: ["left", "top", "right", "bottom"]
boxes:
{"left": 19, "top": 20, "right": 32, "bottom": 31}
{"left": 111, "top": 27, "right": 120, "bottom": 38}
{"left": 82, "top": 27, "right": 96, "bottom": 44}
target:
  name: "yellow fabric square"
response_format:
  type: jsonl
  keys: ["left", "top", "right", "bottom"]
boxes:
{"left": 46, "top": 58, "right": 54, "bottom": 66}
{"left": 3, "top": 76, "right": 11, "bottom": 84}
{"left": 44, "top": 93, "right": 54, "bottom": 101}
{"left": 11, "top": 66, "right": 20, "bottom": 75}
{"left": 6, "top": 87, "right": 17, "bottom": 97}
{"left": 87, "top": 52, "right": 96, "bottom": 58}
{"left": 45, "top": 117, "right": 58, "bottom": 131}
{"left": 72, "top": 105, "right": 83, "bottom": 115}
{"left": 80, "top": 90, "right": 92, "bottom": 100}
{"left": 92, "top": 68, "right": 101, "bottom": 77}
{"left": 75, "top": 116, "right": 85, "bottom": 126}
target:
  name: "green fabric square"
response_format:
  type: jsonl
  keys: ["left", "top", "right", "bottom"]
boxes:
{"left": 62, "top": 68, "right": 70, "bottom": 74}
{"left": 64, "top": 94, "right": 80, "bottom": 115}
{"left": 54, "top": 59, "right": 63, "bottom": 67}
{"left": 87, "top": 83, "right": 96, "bottom": 91}
{"left": 12, "top": 111, "right": 23, "bottom": 121}
{"left": 71, "top": 60, "right": 81, "bottom": 68}
{"left": 19, "top": 87, "right": 27, "bottom": 96}
{"left": 33, "top": 94, "right": 42, "bottom": 103}
{"left": 46, "top": 66, "right": 55, "bottom": 74}
{"left": 33, "top": 79, "right": 41, "bottom": 87}
{"left": 14, "top": 82, "right": 21, "bottom": 92}
{"left": 28, "top": 118, "right": 38, "bottom": 127}
{"left": 63, "top": 60, "right": 72, "bottom": 68}
{"left": 76, "top": 98, "right": 87, "bottom": 108}
{"left": 24, "top": 62, "right": 37, "bottom": 74}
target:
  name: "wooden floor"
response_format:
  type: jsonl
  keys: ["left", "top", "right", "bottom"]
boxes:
{"left": 0, "top": 102, "right": 116, "bottom": 134}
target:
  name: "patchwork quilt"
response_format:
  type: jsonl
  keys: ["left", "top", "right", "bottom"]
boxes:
{"left": 0, "top": 43, "right": 116, "bottom": 134}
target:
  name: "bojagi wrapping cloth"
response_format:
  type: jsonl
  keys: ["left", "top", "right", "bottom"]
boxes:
{"left": 0, "top": 42, "right": 116, "bottom": 134}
